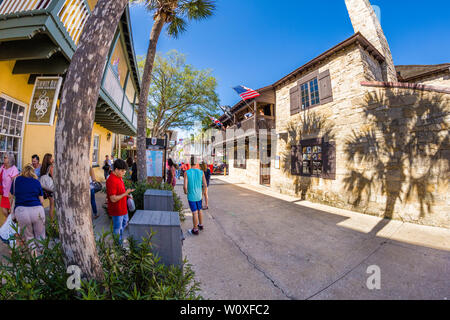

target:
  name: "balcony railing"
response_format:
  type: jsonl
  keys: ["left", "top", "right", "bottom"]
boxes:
{"left": 0, "top": 0, "right": 90, "bottom": 46}
{"left": 132, "top": 112, "right": 137, "bottom": 129}
{"left": 57, "top": 0, "right": 90, "bottom": 44}
{"left": 0, "top": 0, "right": 51, "bottom": 15}
{"left": 102, "top": 64, "right": 136, "bottom": 130}
{"left": 122, "top": 95, "right": 134, "bottom": 123}
{"left": 231, "top": 115, "right": 275, "bottom": 132}
{"left": 103, "top": 65, "right": 124, "bottom": 109}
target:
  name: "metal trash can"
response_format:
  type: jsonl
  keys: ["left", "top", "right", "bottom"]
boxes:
{"left": 144, "top": 189, "right": 174, "bottom": 211}
{"left": 129, "top": 210, "right": 182, "bottom": 267}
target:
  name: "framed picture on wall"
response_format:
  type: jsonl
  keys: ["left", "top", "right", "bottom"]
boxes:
{"left": 27, "top": 77, "right": 62, "bottom": 125}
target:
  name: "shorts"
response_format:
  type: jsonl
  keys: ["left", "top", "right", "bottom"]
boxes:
{"left": 188, "top": 200, "right": 202, "bottom": 213}
{"left": 43, "top": 190, "right": 53, "bottom": 199}
{"left": 0, "top": 196, "right": 11, "bottom": 209}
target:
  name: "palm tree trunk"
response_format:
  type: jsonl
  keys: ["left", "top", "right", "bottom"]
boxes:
{"left": 137, "top": 13, "right": 166, "bottom": 182}
{"left": 54, "top": 0, "right": 128, "bottom": 281}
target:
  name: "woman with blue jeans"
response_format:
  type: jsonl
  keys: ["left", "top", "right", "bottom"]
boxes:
{"left": 89, "top": 167, "right": 99, "bottom": 219}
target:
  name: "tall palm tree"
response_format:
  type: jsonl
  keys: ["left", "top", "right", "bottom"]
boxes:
{"left": 55, "top": 0, "right": 129, "bottom": 281}
{"left": 134, "top": 0, "right": 216, "bottom": 182}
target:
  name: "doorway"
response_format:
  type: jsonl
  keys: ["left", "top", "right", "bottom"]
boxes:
{"left": 260, "top": 141, "right": 271, "bottom": 186}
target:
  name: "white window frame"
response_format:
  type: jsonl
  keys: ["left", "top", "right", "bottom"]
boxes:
{"left": 0, "top": 93, "right": 27, "bottom": 169}
{"left": 92, "top": 134, "right": 100, "bottom": 166}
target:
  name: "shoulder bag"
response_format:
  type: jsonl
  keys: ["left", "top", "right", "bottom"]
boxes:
{"left": 40, "top": 166, "right": 54, "bottom": 192}
{"left": 127, "top": 197, "right": 136, "bottom": 213}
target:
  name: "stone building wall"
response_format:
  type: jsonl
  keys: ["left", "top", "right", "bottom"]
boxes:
{"left": 412, "top": 72, "right": 450, "bottom": 88}
{"left": 359, "top": 47, "right": 384, "bottom": 82}
{"left": 228, "top": 158, "right": 260, "bottom": 186}
{"left": 272, "top": 43, "right": 373, "bottom": 208}
{"left": 272, "top": 48, "right": 450, "bottom": 228}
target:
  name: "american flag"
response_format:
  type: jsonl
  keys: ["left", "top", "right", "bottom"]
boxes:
{"left": 233, "top": 85, "right": 260, "bottom": 101}
{"left": 210, "top": 116, "right": 222, "bottom": 127}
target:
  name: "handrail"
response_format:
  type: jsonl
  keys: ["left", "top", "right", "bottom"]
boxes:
{"left": 0, "top": 0, "right": 52, "bottom": 15}
{"left": 57, "top": 0, "right": 90, "bottom": 44}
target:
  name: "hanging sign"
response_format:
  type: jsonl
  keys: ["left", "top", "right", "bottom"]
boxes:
{"left": 27, "top": 77, "right": 62, "bottom": 125}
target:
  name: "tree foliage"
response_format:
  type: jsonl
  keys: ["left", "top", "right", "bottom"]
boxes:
{"left": 131, "top": 0, "right": 216, "bottom": 182}
{"left": 140, "top": 50, "right": 220, "bottom": 137}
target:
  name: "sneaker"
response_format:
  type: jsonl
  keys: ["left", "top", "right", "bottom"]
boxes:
{"left": 198, "top": 224, "right": 204, "bottom": 231}
{"left": 188, "top": 228, "right": 199, "bottom": 235}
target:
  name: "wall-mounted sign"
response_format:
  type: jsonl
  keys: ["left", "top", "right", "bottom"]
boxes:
{"left": 27, "top": 77, "right": 62, "bottom": 125}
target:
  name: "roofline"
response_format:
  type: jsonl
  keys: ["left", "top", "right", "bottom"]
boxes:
{"left": 220, "top": 33, "right": 386, "bottom": 122}
{"left": 400, "top": 65, "right": 450, "bottom": 83}
{"left": 121, "top": 6, "right": 141, "bottom": 94}
{"left": 230, "top": 84, "right": 274, "bottom": 111}
{"left": 273, "top": 32, "right": 385, "bottom": 88}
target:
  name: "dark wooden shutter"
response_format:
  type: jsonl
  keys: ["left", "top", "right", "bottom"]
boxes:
{"left": 322, "top": 141, "right": 336, "bottom": 180}
{"left": 290, "top": 86, "right": 300, "bottom": 116}
{"left": 318, "top": 70, "right": 333, "bottom": 105}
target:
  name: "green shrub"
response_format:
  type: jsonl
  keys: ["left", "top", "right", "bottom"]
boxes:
{"left": 0, "top": 226, "right": 201, "bottom": 300}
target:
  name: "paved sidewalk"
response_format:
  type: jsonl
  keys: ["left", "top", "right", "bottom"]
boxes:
{"left": 176, "top": 175, "right": 450, "bottom": 300}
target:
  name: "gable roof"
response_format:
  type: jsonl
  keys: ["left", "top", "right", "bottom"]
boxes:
{"left": 273, "top": 32, "right": 385, "bottom": 88}
{"left": 220, "top": 32, "right": 385, "bottom": 122}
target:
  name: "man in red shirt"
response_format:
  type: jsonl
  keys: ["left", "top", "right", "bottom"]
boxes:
{"left": 106, "top": 159, "right": 134, "bottom": 244}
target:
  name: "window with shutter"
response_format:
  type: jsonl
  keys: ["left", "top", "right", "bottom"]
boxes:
{"left": 321, "top": 141, "right": 336, "bottom": 180}
{"left": 318, "top": 70, "right": 333, "bottom": 104}
{"left": 290, "top": 86, "right": 300, "bottom": 116}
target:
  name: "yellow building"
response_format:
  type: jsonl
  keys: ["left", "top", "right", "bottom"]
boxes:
{"left": 0, "top": 0, "right": 140, "bottom": 181}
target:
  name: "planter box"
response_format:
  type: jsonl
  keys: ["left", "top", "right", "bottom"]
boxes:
{"left": 144, "top": 189, "right": 174, "bottom": 211}
{"left": 129, "top": 210, "right": 183, "bottom": 267}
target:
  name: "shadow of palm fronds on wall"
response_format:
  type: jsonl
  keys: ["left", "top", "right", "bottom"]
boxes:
{"left": 343, "top": 88, "right": 449, "bottom": 223}
{"left": 280, "top": 111, "right": 336, "bottom": 200}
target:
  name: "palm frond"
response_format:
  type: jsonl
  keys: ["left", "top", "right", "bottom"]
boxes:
{"left": 167, "top": 16, "right": 187, "bottom": 38}
{"left": 178, "top": 0, "right": 216, "bottom": 21}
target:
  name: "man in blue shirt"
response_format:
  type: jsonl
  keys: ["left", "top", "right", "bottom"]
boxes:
{"left": 31, "top": 154, "right": 41, "bottom": 178}
{"left": 184, "top": 155, "right": 207, "bottom": 235}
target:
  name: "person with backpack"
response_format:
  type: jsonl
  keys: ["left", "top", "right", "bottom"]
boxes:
{"left": 183, "top": 155, "right": 207, "bottom": 235}
{"left": 40, "top": 153, "right": 55, "bottom": 221}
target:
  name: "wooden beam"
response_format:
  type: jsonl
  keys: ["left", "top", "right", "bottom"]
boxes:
{"left": 12, "top": 53, "right": 69, "bottom": 74}
{"left": 0, "top": 37, "right": 60, "bottom": 61}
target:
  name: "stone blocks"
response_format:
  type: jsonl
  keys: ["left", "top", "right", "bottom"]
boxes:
{"left": 129, "top": 210, "right": 183, "bottom": 267}
{"left": 144, "top": 189, "right": 174, "bottom": 211}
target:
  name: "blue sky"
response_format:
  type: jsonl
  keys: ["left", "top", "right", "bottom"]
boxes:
{"left": 130, "top": 0, "right": 450, "bottom": 111}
